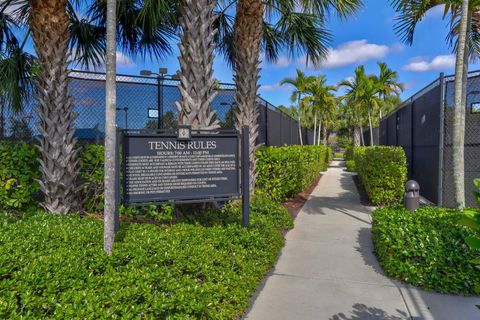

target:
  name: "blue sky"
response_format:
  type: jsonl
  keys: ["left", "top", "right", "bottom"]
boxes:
{"left": 17, "top": 0, "right": 479, "bottom": 108}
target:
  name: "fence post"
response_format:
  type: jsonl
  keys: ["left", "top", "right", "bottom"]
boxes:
{"left": 265, "top": 103, "right": 269, "bottom": 146}
{"left": 438, "top": 72, "right": 446, "bottom": 206}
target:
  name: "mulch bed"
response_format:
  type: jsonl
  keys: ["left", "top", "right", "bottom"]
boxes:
{"left": 282, "top": 175, "right": 323, "bottom": 220}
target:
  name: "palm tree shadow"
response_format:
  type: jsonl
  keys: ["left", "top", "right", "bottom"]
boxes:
{"left": 330, "top": 303, "right": 409, "bottom": 320}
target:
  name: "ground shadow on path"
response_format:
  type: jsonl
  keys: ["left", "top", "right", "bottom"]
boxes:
{"left": 330, "top": 303, "right": 409, "bottom": 320}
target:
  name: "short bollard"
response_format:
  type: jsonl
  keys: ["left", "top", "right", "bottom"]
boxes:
{"left": 404, "top": 180, "right": 420, "bottom": 211}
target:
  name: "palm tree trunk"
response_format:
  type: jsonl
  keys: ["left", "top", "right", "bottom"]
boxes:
{"left": 29, "top": 0, "right": 80, "bottom": 214}
{"left": 317, "top": 116, "right": 322, "bottom": 146}
{"left": 234, "top": 0, "right": 264, "bottom": 195}
{"left": 177, "top": 0, "right": 220, "bottom": 130}
{"left": 313, "top": 112, "right": 317, "bottom": 146}
{"left": 353, "top": 126, "right": 361, "bottom": 146}
{"left": 452, "top": 0, "right": 469, "bottom": 210}
{"left": 359, "top": 123, "right": 365, "bottom": 146}
{"left": 103, "top": 0, "right": 117, "bottom": 254}
{"left": 322, "top": 124, "right": 328, "bottom": 145}
{"left": 297, "top": 94, "right": 303, "bottom": 145}
{"left": 368, "top": 108, "right": 374, "bottom": 146}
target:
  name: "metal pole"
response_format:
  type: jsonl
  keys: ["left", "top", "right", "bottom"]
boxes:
{"left": 124, "top": 107, "right": 128, "bottom": 129}
{"left": 242, "top": 125, "right": 250, "bottom": 227}
{"left": 438, "top": 73, "right": 446, "bottom": 206}
{"left": 114, "top": 129, "right": 121, "bottom": 233}
{"left": 157, "top": 76, "right": 164, "bottom": 129}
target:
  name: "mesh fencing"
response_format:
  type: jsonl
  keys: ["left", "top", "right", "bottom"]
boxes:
{"left": 0, "top": 70, "right": 314, "bottom": 147}
{"left": 380, "top": 72, "right": 480, "bottom": 208}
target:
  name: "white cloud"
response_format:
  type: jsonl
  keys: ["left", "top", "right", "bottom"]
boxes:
{"left": 297, "top": 40, "right": 390, "bottom": 69}
{"left": 403, "top": 55, "right": 455, "bottom": 72}
{"left": 273, "top": 56, "right": 291, "bottom": 68}
{"left": 259, "top": 83, "right": 290, "bottom": 93}
{"left": 116, "top": 52, "right": 136, "bottom": 69}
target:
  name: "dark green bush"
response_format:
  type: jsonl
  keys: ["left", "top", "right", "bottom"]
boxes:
{"left": 0, "top": 195, "right": 292, "bottom": 319}
{"left": 0, "top": 142, "right": 40, "bottom": 211}
{"left": 327, "top": 147, "right": 333, "bottom": 163}
{"left": 256, "top": 145, "right": 326, "bottom": 202}
{"left": 345, "top": 147, "right": 354, "bottom": 161}
{"left": 354, "top": 146, "right": 407, "bottom": 206}
{"left": 372, "top": 206, "right": 480, "bottom": 295}
{"left": 346, "top": 160, "right": 356, "bottom": 172}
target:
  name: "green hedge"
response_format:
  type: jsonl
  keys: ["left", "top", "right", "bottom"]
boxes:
{"left": 0, "top": 195, "right": 293, "bottom": 319}
{"left": 354, "top": 146, "right": 407, "bottom": 206}
{"left": 372, "top": 206, "right": 480, "bottom": 295}
{"left": 345, "top": 147, "right": 354, "bottom": 161}
{"left": 0, "top": 142, "right": 40, "bottom": 211}
{"left": 256, "top": 145, "right": 327, "bottom": 202}
{"left": 346, "top": 160, "right": 356, "bottom": 172}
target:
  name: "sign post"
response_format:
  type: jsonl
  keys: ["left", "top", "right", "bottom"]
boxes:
{"left": 115, "top": 127, "right": 249, "bottom": 227}
{"left": 242, "top": 126, "right": 250, "bottom": 227}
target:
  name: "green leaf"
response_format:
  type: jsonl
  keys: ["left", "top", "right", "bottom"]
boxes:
{"left": 465, "top": 237, "right": 480, "bottom": 249}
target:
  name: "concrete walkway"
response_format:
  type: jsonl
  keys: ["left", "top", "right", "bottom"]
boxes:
{"left": 245, "top": 160, "right": 480, "bottom": 320}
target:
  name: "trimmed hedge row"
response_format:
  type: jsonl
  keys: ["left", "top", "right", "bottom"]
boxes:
{"left": 354, "top": 146, "right": 407, "bottom": 206}
{"left": 0, "top": 142, "right": 40, "bottom": 211}
{"left": 0, "top": 195, "right": 293, "bottom": 318}
{"left": 256, "top": 145, "right": 329, "bottom": 202}
{"left": 372, "top": 206, "right": 480, "bottom": 295}
{"left": 0, "top": 142, "right": 329, "bottom": 212}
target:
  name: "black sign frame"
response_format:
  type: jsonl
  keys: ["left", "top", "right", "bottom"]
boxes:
{"left": 115, "top": 126, "right": 250, "bottom": 227}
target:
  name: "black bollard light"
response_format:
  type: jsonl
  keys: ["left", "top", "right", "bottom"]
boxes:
{"left": 405, "top": 180, "right": 420, "bottom": 211}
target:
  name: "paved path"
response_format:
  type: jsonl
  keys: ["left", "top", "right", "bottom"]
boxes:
{"left": 245, "top": 160, "right": 480, "bottom": 320}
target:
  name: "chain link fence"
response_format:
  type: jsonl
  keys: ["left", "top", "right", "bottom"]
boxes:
{"left": 380, "top": 72, "right": 480, "bottom": 207}
{"left": 0, "top": 70, "right": 314, "bottom": 146}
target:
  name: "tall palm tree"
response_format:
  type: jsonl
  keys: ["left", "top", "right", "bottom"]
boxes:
{"left": 176, "top": 0, "right": 220, "bottom": 130}
{"left": 375, "top": 61, "right": 403, "bottom": 119}
{"left": 232, "top": 0, "right": 363, "bottom": 194}
{"left": 391, "top": 0, "right": 475, "bottom": 209}
{"left": 452, "top": 0, "right": 470, "bottom": 210}
{"left": 302, "top": 75, "right": 337, "bottom": 145}
{"left": 3, "top": 0, "right": 177, "bottom": 214}
{"left": 281, "top": 69, "right": 315, "bottom": 145}
{"left": 339, "top": 66, "right": 380, "bottom": 146}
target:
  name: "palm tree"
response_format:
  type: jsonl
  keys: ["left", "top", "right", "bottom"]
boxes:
{"left": 232, "top": 0, "right": 363, "bottom": 194}
{"left": 2, "top": 0, "right": 177, "bottom": 214}
{"left": 176, "top": 0, "right": 220, "bottom": 130}
{"left": 104, "top": 0, "right": 117, "bottom": 254}
{"left": 302, "top": 75, "right": 337, "bottom": 145}
{"left": 391, "top": 0, "right": 475, "bottom": 209}
{"left": 452, "top": 0, "right": 470, "bottom": 210}
{"left": 281, "top": 69, "right": 315, "bottom": 145}
{"left": 375, "top": 61, "right": 403, "bottom": 119}
{"left": 339, "top": 66, "right": 380, "bottom": 146}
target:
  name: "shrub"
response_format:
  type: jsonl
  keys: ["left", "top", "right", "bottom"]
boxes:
{"left": 327, "top": 147, "right": 333, "bottom": 163}
{"left": 345, "top": 146, "right": 354, "bottom": 161}
{"left": 334, "top": 152, "right": 344, "bottom": 159}
{"left": 346, "top": 160, "right": 356, "bottom": 172}
{"left": 0, "top": 196, "right": 292, "bottom": 319}
{"left": 372, "top": 206, "right": 480, "bottom": 295}
{"left": 256, "top": 145, "right": 327, "bottom": 202}
{"left": 354, "top": 146, "right": 407, "bottom": 206}
{"left": 0, "top": 142, "right": 40, "bottom": 211}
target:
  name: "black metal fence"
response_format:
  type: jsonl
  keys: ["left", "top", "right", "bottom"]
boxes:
{"left": 0, "top": 70, "right": 314, "bottom": 146}
{"left": 380, "top": 72, "right": 480, "bottom": 207}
